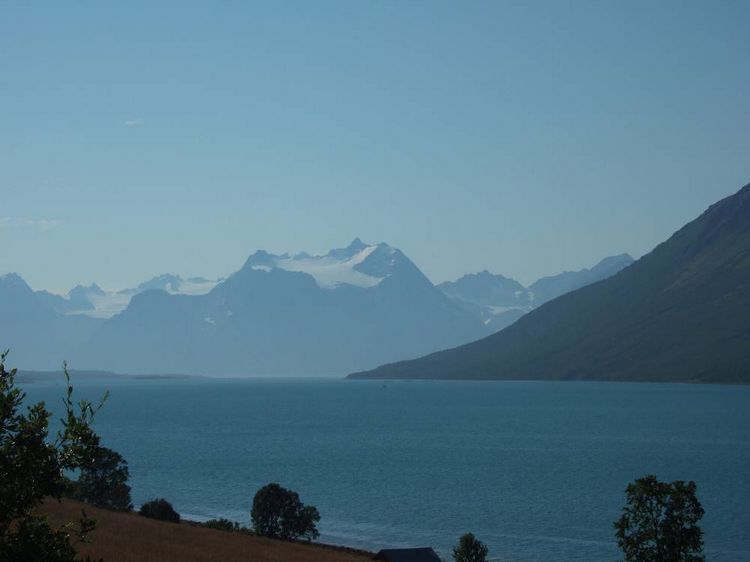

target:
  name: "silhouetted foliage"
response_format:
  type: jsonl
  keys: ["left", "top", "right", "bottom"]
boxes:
{"left": 452, "top": 532, "right": 488, "bottom": 562}
{"left": 1, "top": 512, "right": 101, "bottom": 562}
{"left": 0, "top": 351, "right": 106, "bottom": 562}
{"left": 139, "top": 498, "right": 180, "bottom": 523}
{"left": 251, "top": 483, "right": 320, "bottom": 541}
{"left": 614, "top": 475, "right": 704, "bottom": 562}
{"left": 75, "top": 446, "right": 133, "bottom": 511}
{"left": 201, "top": 518, "right": 248, "bottom": 533}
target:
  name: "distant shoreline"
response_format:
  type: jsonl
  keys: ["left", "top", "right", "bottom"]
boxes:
{"left": 16, "top": 369, "right": 201, "bottom": 384}
{"left": 16, "top": 369, "right": 750, "bottom": 386}
{"left": 346, "top": 374, "right": 750, "bottom": 386}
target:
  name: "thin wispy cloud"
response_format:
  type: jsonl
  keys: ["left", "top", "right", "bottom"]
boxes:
{"left": 0, "top": 217, "right": 63, "bottom": 232}
{"left": 124, "top": 117, "right": 144, "bottom": 127}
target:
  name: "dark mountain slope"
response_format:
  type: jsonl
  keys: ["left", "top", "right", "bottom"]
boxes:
{"left": 349, "top": 183, "right": 750, "bottom": 383}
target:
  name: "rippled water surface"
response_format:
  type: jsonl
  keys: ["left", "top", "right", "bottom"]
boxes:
{"left": 24, "top": 377, "right": 750, "bottom": 561}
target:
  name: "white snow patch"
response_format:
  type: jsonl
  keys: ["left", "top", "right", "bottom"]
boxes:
{"left": 174, "top": 278, "right": 218, "bottom": 296}
{"left": 65, "top": 277, "right": 219, "bottom": 319}
{"left": 255, "top": 245, "right": 385, "bottom": 289}
{"left": 486, "top": 305, "right": 529, "bottom": 315}
{"left": 68, "top": 292, "right": 132, "bottom": 319}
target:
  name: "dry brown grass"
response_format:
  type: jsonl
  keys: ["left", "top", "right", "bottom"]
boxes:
{"left": 42, "top": 498, "right": 374, "bottom": 562}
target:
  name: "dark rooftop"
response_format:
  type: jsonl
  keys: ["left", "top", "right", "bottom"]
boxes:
{"left": 373, "top": 547, "right": 442, "bottom": 562}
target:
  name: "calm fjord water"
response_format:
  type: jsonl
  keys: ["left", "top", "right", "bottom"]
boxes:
{"left": 24, "top": 378, "right": 750, "bottom": 561}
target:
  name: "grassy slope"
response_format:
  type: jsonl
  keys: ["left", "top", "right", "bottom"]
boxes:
{"left": 349, "top": 182, "right": 750, "bottom": 383}
{"left": 42, "top": 499, "right": 374, "bottom": 562}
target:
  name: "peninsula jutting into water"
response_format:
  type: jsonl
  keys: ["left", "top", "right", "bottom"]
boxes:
{"left": 350, "top": 183, "right": 750, "bottom": 384}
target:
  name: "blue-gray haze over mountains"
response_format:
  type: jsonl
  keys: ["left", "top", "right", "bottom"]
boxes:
{"left": 0, "top": 239, "right": 629, "bottom": 376}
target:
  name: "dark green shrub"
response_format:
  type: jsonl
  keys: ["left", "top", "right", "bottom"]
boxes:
{"left": 202, "top": 518, "right": 244, "bottom": 532}
{"left": 1, "top": 513, "right": 101, "bottom": 562}
{"left": 139, "top": 498, "right": 180, "bottom": 523}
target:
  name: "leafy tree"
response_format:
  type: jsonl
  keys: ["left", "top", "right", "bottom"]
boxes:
{"left": 614, "top": 475, "right": 704, "bottom": 562}
{"left": 251, "top": 483, "right": 320, "bottom": 541}
{"left": 0, "top": 351, "right": 106, "bottom": 562}
{"left": 452, "top": 532, "right": 489, "bottom": 562}
{"left": 75, "top": 447, "right": 133, "bottom": 511}
{"left": 139, "top": 498, "right": 180, "bottom": 523}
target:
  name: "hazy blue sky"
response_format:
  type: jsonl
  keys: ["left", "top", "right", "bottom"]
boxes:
{"left": 2, "top": 1, "right": 749, "bottom": 292}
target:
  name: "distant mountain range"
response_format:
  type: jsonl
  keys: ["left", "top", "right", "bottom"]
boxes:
{"left": 29, "top": 275, "right": 221, "bottom": 319}
{"left": 74, "top": 239, "right": 493, "bottom": 375}
{"left": 1, "top": 238, "right": 632, "bottom": 376}
{"left": 438, "top": 254, "right": 633, "bottom": 331}
{"left": 0, "top": 273, "right": 102, "bottom": 369}
{"left": 349, "top": 182, "right": 750, "bottom": 383}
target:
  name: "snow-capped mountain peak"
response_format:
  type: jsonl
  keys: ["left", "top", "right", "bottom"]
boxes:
{"left": 244, "top": 239, "right": 390, "bottom": 289}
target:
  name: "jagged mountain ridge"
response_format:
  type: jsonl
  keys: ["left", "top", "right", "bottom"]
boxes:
{"left": 2, "top": 238, "right": 641, "bottom": 376}
{"left": 438, "top": 254, "right": 634, "bottom": 332}
{"left": 0, "top": 273, "right": 103, "bottom": 369}
{"left": 73, "top": 239, "right": 490, "bottom": 375}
